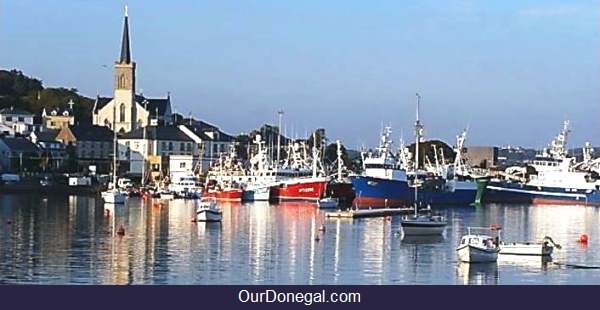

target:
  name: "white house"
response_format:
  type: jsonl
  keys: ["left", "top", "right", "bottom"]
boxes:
{"left": 0, "top": 107, "right": 35, "bottom": 136}
{"left": 117, "top": 124, "right": 204, "bottom": 177}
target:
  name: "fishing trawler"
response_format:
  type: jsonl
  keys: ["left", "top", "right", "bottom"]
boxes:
{"left": 481, "top": 121, "right": 600, "bottom": 206}
{"left": 270, "top": 134, "right": 329, "bottom": 202}
{"left": 350, "top": 96, "right": 480, "bottom": 208}
{"left": 204, "top": 145, "right": 245, "bottom": 202}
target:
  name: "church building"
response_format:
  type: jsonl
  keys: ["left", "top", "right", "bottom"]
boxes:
{"left": 92, "top": 7, "right": 172, "bottom": 133}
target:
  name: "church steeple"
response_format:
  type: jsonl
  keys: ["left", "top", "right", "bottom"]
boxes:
{"left": 112, "top": 5, "right": 136, "bottom": 133}
{"left": 119, "top": 6, "right": 131, "bottom": 64}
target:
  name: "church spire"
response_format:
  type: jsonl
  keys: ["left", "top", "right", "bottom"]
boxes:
{"left": 119, "top": 5, "right": 131, "bottom": 64}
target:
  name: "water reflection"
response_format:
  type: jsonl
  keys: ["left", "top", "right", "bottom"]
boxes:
{"left": 456, "top": 262, "right": 499, "bottom": 285}
{"left": 1, "top": 195, "right": 600, "bottom": 284}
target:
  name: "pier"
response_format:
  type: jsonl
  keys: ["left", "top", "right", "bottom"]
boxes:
{"left": 325, "top": 207, "right": 413, "bottom": 219}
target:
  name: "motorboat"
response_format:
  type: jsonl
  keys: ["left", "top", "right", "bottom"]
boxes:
{"left": 457, "top": 227, "right": 501, "bottom": 263}
{"left": 499, "top": 236, "right": 561, "bottom": 256}
{"left": 317, "top": 197, "right": 339, "bottom": 209}
{"left": 196, "top": 197, "right": 222, "bottom": 222}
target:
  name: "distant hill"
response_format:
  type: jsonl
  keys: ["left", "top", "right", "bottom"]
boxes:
{"left": 0, "top": 69, "right": 94, "bottom": 124}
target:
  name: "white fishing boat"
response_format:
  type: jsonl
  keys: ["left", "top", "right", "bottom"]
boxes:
{"left": 499, "top": 236, "right": 560, "bottom": 256}
{"left": 159, "top": 191, "right": 175, "bottom": 200}
{"left": 400, "top": 94, "right": 447, "bottom": 236}
{"left": 317, "top": 197, "right": 339, "bottom": 209}
{"left": 102, "top": 188, "right": 126, "bottom": 204}
{"left": 196, "top": 197, "right": 222, "bottom": 222}
{"left": 457, "top": 227, "right": 500, "bottom": 263}
{"left": 169, "top": 174, "right": 203, "bottom": 199}
{"left": 242, "top": 184, "right": 271, "bottom": 201}
{"left": 102, "top": 107, "right": 127, "bottom": 205}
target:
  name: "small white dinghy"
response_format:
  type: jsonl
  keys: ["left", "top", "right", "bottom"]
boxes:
{"left": 196, "top": 197, "right": 222, "bottom": 222}
{"left": 318, "top": 197, "right": 339, "bottom": 209}
{"left": 457, "top": 226, "right": 501, "bottom": 263}
{"left": 500, "top": 236, "right": 561, "bottom": 256}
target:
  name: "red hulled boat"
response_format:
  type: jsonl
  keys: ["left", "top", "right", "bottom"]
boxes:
{"left": 203, "top": 187, "right": 243, "bottom": 202}
{"left": 270, "top": 177, "right": 329, "bottom": 201}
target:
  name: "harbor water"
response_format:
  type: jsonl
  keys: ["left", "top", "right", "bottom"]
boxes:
{"left": 1, "top": 194, "right": 599, "bottom": 284}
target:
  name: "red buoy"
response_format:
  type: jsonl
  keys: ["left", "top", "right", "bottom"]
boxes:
{"left": 117, "top": 226, "right": 125, "bottom": 236}
{"left": 578, "top": 234, "right": 589, "bottom": 243}
{"left": 191, "top": 218, "right": 197, "bottom": 223}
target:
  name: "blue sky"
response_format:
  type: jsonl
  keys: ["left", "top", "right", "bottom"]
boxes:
{"left": 1, "top": 0, "right": 598, "bottom": 149}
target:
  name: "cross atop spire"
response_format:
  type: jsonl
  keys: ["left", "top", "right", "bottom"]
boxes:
{"left": 119, "top": 5, "right": 131, "bottom": 64}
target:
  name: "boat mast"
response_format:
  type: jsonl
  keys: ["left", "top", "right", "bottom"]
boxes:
{"left": 112, "top": 105, "right": 118, "bottom": 190}
{"left": 414, "top": 93, "right": 422, "bottom": 216}
{"left": 337, "top": 140, "right": 343, "bottom": 181}
{"left": 312, "top": 132, "right": 318, "bottom": 178}
{"left": 277, "top": 110, "right": 284, "bottom": 168}
{"left": 141, "top": 100, "right": 148, "bottom": 187}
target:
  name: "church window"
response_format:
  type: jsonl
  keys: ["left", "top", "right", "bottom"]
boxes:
{"left": 118, "top": 74, "right": 127, "bottom": 89}
{"left": 119, "top": 103, "right": 126, "bottom": 122}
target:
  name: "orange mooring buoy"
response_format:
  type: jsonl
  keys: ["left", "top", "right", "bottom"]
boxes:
{"left": 117, "top": 226, "right": 125, "bottom": 236}
{"left": 578, "top": 234, "right": 589, "bottom": 244}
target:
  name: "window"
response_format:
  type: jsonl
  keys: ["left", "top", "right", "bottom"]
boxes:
{"left": 6, "top": 116, "right": 12, "bottom": 121}
{"left": 50, "top": 121, "right": 56, "bottom": 127}
{"left": 118, "top": 74, "right": 127, "bottom": 89}
{"left": 180, "top": 142, "right": 185, "bottom": 152}
{"left": 213, "top": 144, "right": 218, "bottom": 153}
{"left": 161, "top": 142, "right": 167, "bottom": 151}
{"left": 119, "top": 103, "right": 126, "bottom": 122}
{"left": 152, "top": 164, "right": 160, "bottom": 171}
{"left": 179, "top": 162, "right": 186, "bottom": 169}
{"left": 168, "top": 142, "right": 173, "bottom": 151}
{"left": 187, "top": 143, "right": 192, "bottom": 152}
{"left": 18, "top": 117, "right": 24, "bottom": 122}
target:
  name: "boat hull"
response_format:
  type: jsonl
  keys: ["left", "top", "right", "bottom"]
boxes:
{"left": 317, "top": 198, "right": 339, "bottom": 209}
{"left": 482, "top": 181, "right": 600, "bottom": 206}
{"left": 242, "top": 186, "right": 271, "bottom": 201}
{"left": 196, "top": 209, "right": 222, "bottom": 222}
{"left": 400, "top": 220, "right": 447, "bottom": 236}
{"left": 499, "top": 243, "right": 553, "bottom": 256}
{"left": 204, "top": 189, "right": 243, "bottom": 202}
{"left": 351, "top": 176, "right": 478, "bottom": 208}
{"left": 102, "top": 191, "right": 126, "bottom": 204}
{"left": 271, "top": 178, "right": 328, "bottom": 202}
{"left": 327, "top": 181, "right": 355, "bottom": 203}
{"left": 457, "top": 245, "right": 499, "bottom": 263}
